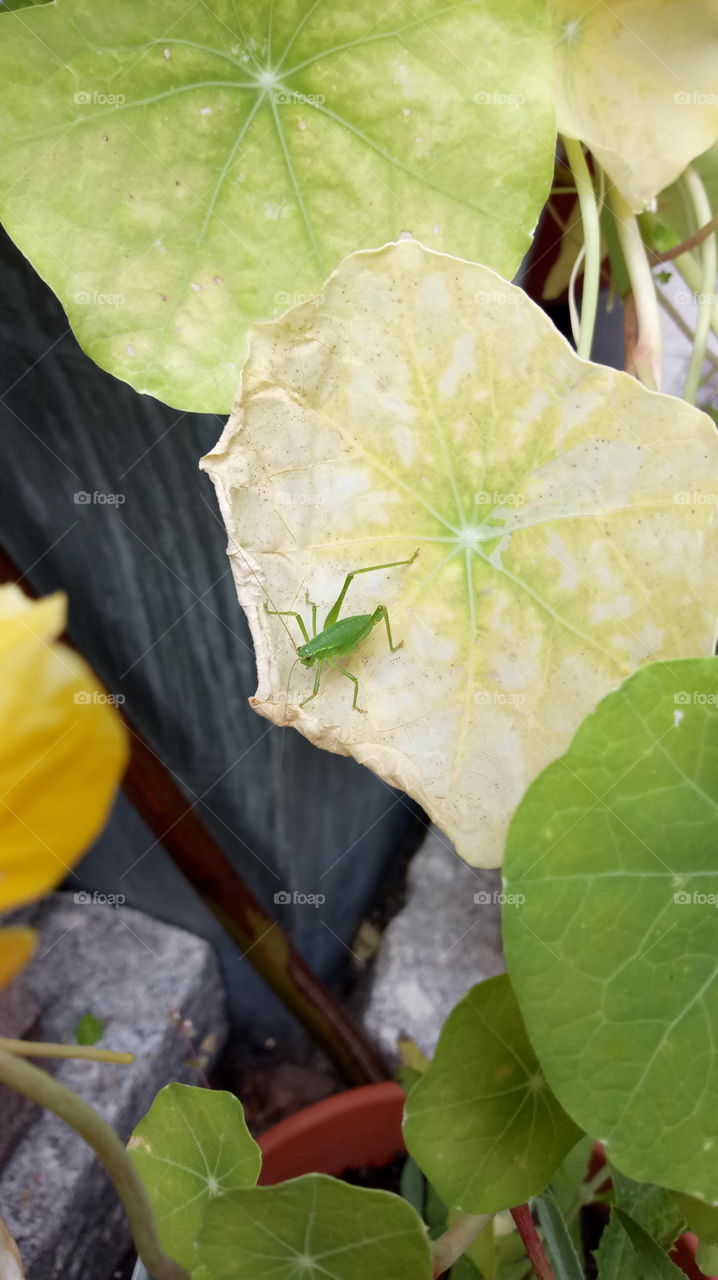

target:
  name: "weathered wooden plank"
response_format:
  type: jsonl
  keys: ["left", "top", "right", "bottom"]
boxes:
{"left": 0, "top": 228, "right": 425, "bottom": 1019}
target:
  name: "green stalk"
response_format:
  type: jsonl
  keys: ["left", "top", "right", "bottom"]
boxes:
{"left": 674, "top": 253, "right": 718, "bottom": 342}
{"left": 431, "top": 1212, "right": 492, "bottom": 1276}
{"left": 681, "top": 166, "right": 717, "bottom": 405}
{"left": 0, "top": 1049, "right": 189, "bottom": 1280}
{"left": 609, "top": 188, "right": 662, "bottom": 389}
{"left": 562, "top": 137, "right": 601, "bottom": 360}
{"left": 0, "top": 1037, "right": 133, "bottom": 1064}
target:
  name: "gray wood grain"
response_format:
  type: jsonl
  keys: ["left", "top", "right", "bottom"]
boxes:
{"left": 0, "top": 227, "right": 425, "bottom": 1022}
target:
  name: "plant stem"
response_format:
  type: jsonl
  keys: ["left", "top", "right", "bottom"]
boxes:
{"left": 657, "top": 286, "right": 718, "bottom": 376}
{"left": 0, "top": 1049, "right": 189, "bottom": 1280}
{"left": 511, "top": 1204, "right": 557, "bottom": 1280}
{"left": 674, "top": 251, "right": 718, "bottom": 340}
{"left": 649, "top": 211, "right": 718, "bottom": 263}
{"left": 581, "top": 1162, "right": 612, "bottom": 1202}
{"left": 562, "top": 137, "right": 601, "bottom": 360}
{"left": 0, "top": 1037, "right": 134, "bottom": 1064}
{"left": 431, "top": 1212, "right": 492, "bottom": 1277}
{"left": 609, "top": 188, "right": 662, "bottom": 389}
{"left": 681, "top": 166, "right": 717, "bottom": 405}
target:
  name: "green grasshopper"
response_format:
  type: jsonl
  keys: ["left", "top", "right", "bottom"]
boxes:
{"left": 265, "top": 550, "right": 419, "bottom": 712}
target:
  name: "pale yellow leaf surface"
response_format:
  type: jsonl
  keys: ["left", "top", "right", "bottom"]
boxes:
{"left": 202, "top": 240, "right": 718, "bottom": 866}
{"left": 552, "top": 0, "right": 718, "bottom": 210}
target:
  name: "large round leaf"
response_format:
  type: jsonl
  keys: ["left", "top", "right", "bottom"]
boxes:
{"left": 403, "top": 975, "right": 581, "bottom": 1213}
{"left": 128, "top": 1083, "right": 261, "bottom": 1272}
{"left": 196, "top": 1174, "right": 432, "bottom": 1280}
{"left": 503, "top": 658, "right": 718, "bottom": 1201}
{"left": 551, "top": 0, "right": 718, "bottom": 210}
{"left": 0, "top": 0, "right": 555, "bottom": 411}
{"left": 202, "top": 239, "right": 718, "bottom": 866}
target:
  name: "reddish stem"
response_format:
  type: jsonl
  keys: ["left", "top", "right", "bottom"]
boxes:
{"left": 510, "top": 1205, "right": 557, "bottom": 1280}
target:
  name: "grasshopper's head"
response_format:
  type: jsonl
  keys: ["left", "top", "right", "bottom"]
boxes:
{"left": 297, "top": 643, "right": 313, "bottom": 668}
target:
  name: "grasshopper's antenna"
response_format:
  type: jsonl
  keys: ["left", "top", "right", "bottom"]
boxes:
{"left": 273, "top": 652, "right": 303, "bottom": 806}
{"left": 198, "top": 489, "right": 302, "bottom": 651}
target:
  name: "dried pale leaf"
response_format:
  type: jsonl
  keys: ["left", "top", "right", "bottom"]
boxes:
{"left": 552, "top": 1, "right": 718, "bottom": 210}
{"left": 202, "top": 240, "right": 718, "bottom": 866}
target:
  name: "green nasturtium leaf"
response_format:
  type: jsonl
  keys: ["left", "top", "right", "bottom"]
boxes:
{"left": 403, "top": 975, "right": 582, "bottom": 1213}
{"left": 613, "top": 1210, "right": 686, "bottom": 1280}
{"left": 202, "top": 239, "right": 718, "bottom": 866}
{"left": 551, "top": 1, "right": 718, "bottom": 210}
{"left": 503, "top": 659, "right": 718, "bottom": 1201}
{"left": 0, "top": 0, "right": 555, "bottom": 412}
{"left": 596, "top": 1169, "right": 686, "bottom": 1280}
{"left": 196, "top": 1173, "right": 432, "bottom": 1280}
{"left": 128, "top": 1083, "right": 261, "bottom": 1271}
{"left": 672, "top": 1190, "right": 718, "bottom": 1245}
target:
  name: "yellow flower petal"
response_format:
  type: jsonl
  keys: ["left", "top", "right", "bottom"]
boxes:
{"left": 0, "top": 586, "right": 129, "bottom": 910}
{"left": 0, "top": 927, "right": 37, "bottom": 988}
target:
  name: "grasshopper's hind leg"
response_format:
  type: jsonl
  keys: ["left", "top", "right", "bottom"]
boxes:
{"left": 324, "top": 550, "right": 419, "bottom": 627}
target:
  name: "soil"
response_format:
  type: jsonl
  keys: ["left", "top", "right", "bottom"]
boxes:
{"left": 340, "top": 1153, "right": 407, "bottom": 1195}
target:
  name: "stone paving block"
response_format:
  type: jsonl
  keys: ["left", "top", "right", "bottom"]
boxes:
{"left": 0, "top": 893, "right": 227, "bottom": 1280}
{"left": 362, "top": 827, "right": 505, "bottom": 1058}
{"left": 0, "top": 984, "right": 41, "bottom": 1167}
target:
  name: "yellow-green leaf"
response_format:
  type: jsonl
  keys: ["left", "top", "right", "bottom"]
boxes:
{"left": 0, "top": 0, "right": 555, "bottom": 412}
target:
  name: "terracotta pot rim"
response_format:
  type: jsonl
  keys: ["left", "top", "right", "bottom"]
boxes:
{"left": 257, "top": 1080, "right": 405, "bottom": 1185}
